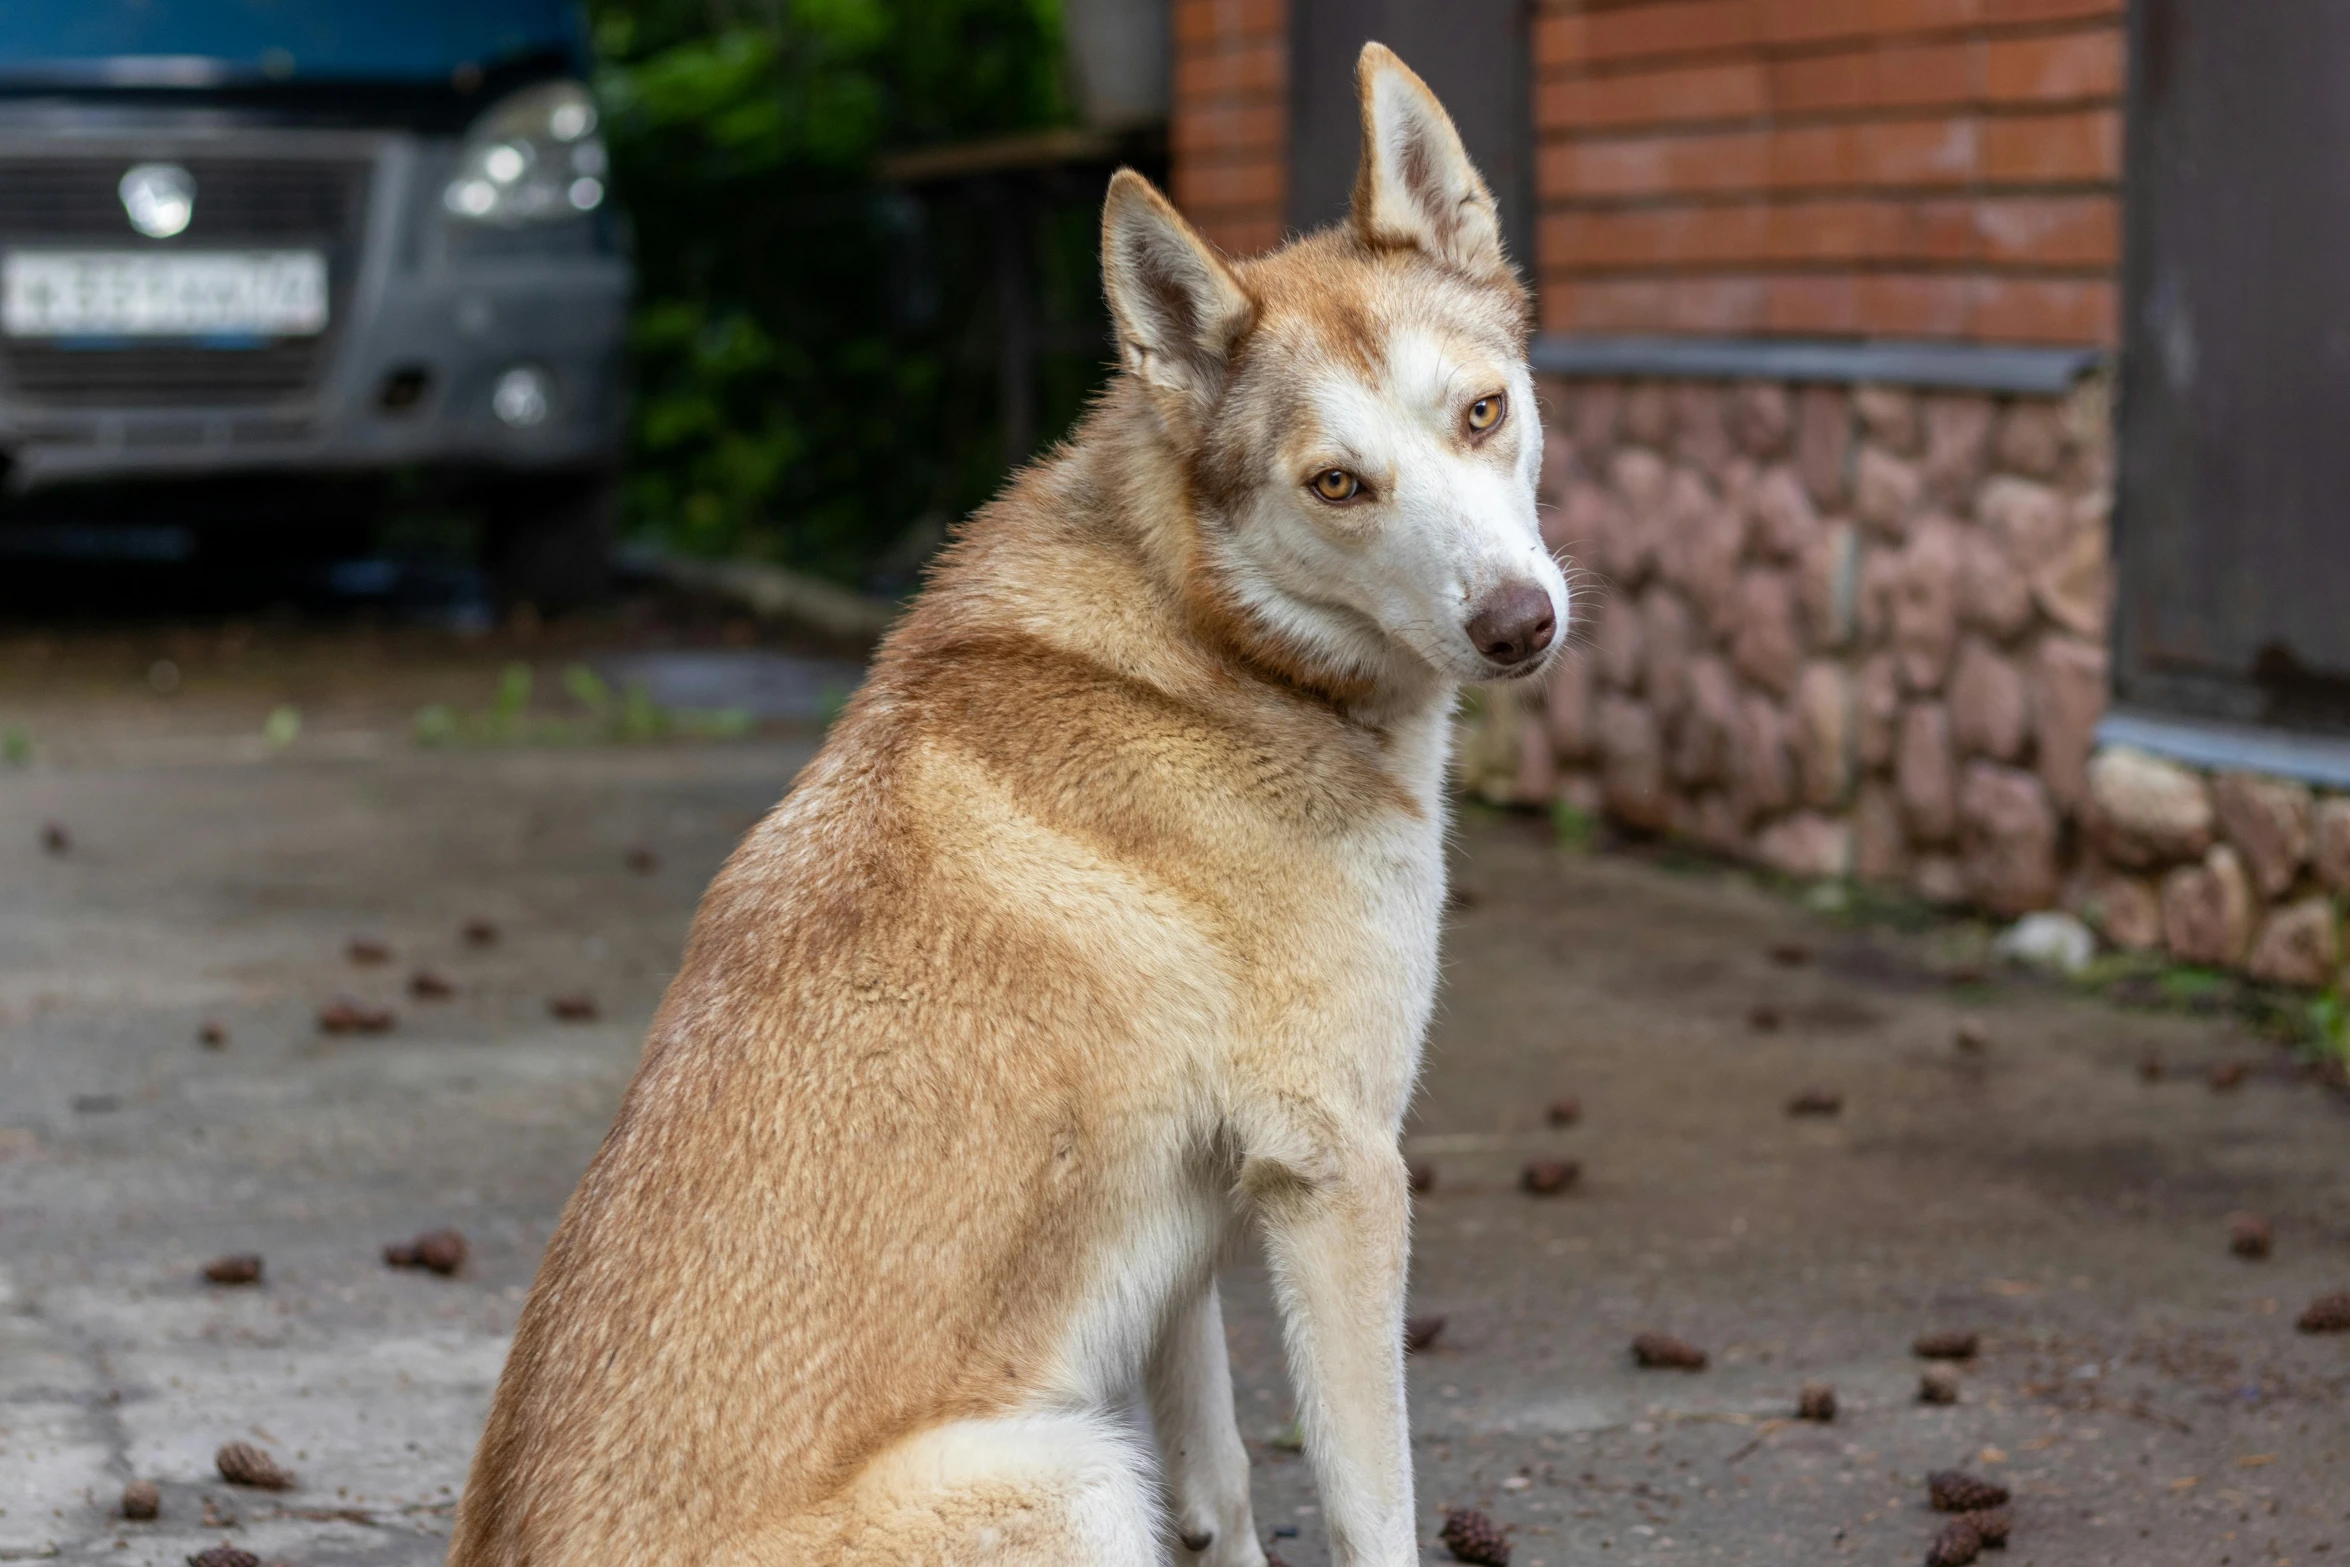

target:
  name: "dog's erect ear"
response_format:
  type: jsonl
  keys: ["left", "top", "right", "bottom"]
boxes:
{"left": 1102, "top": 169, "right": 1254, "bottom": 412}
{"left": 1350, "top": 42, "right": 1508, "bottom": 280}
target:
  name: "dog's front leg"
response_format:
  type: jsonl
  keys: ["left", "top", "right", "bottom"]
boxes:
{"left": 1254, "top": 1144, "right": 1415, "bottom": 1567}
{"left": 1148, "top": 1278, "right": 1267, "bottom": 1567}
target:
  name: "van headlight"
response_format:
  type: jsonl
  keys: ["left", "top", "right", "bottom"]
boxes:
{"left": 444, "top": 81, "right": 609, "bottom": 225}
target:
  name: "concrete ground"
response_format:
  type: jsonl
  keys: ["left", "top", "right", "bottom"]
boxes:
{"left": 2, "top": 631, "right": 2346, "bottom": 1567}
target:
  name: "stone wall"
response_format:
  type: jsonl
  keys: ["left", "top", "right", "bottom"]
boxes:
{"left": 1472, "top": 371, "right": 2115, "bottom": 917}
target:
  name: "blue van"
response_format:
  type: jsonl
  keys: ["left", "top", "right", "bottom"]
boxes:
{"left": 0, "top": 1, "right": 630, "bottom": 604}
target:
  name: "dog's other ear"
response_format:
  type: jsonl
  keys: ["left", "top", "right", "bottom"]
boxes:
{"left": 1350, "top": 42, "right": 1508, "bottom": 280}
{"left": 1102, "top": 169, "right": 1254, "bottom": 416}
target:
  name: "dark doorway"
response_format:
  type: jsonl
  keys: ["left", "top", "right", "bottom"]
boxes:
{"left": 1286, "top": 0, "right": 1533, "bottom": 280}
{"left": 2116, "top": 0, "right": 2350, "bottom": 731}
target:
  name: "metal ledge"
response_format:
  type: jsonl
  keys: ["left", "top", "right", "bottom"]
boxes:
{"left": 2096, "top": 709, "right": 2350, "bottom": 791}
{"left": 1529, "top": 334, "right": 2105, "bottom": 395}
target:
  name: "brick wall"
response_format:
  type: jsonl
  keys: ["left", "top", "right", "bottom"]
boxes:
{"left": 1533, "top": 0, "right": 2126, "bottom": 343}
{"left": 1171, "top": 0, "right": 1290, "bottom": 257}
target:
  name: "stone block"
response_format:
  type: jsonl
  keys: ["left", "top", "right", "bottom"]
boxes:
{"left": 1959, "top": 761, "right": 2061, "bottom": 915}
{"left": 1854, "top": 384, "right": 1922, "bottom": 454}
{"left": 1731, "top": 568, "right": 1803, "bottom": 697}
{"left": 1685, "top": 505, "right": 1751, "bottom": 640}
{"left": 1594, "top": 591, "right": 1645, "bottom": 691}
{"left": 2032, "top": 636, "right": 2107, "bottom": 813}
{"left": 2090, "top": 872, "right": 2164, "bottom": 951}
{"left": 1732, "top": 691, "right": 1796, "bottom": 821}
{"left": 1857, "top": 544, "right": 1901, "bottom": 646}
{"left": 1994, "top": 400, "right": 2066, "bottom": 479}
{"left": 1750, "top": 464, "right": 1819, "bottom": 562}
{"left": 1560, "top": 480, "right": 1621, "bottom": 584}
{"left": 1913, "top": 853, "right": 1968, "bottom": 905}
{"left": 2030, "top": 496, "right": 2110, "bottom": 639}
{"left": 1958, "top": 526, "right": 2035, "bottom": 640}
{"left": 1892, "top": 517, "right": 1963, "bottom": 693}
{"left": 1672, "top": 383, "right": 1732, "bottom": 475}
{"left": 1757, "top": 813, "right": 1853, "bottom": 880}
{"left": 1799, "top": 521, "right": 1861, "bottom": 650}
{"left": 1797, "top": 385, "right": 1851, "bottom": 509}
{"left": 2212, "top": 771, "right": 2313, "bottom": 900}
{"left": 1898, "top": 701, "right": 1958, "bottom": 843}
{"left": 1546, "top": 649, "right": 1595, "bottom": 761}
{"left": 2162, "top": 845, "right": 2255, "bottom": 966}
{"left": 2087, "top": 746, "right": 2213, "bottom": 868}
{"left": 1855, "top": 652, "right": 1901, "bottom": 771}
{"left": 1948, "top": 636, "right": 2031, "bottom": 762}
{"left": 1921, "top": 393, "right": 1996, "bottom": 506}
{"left": 1977, "top": 475, "right": 2068, "bottom": 578}
{"left": 2247, "top": 897, "right": 2340, "bottom": 989}
{"left": 1571, "top": 379, "right": 1623, "bottom": 461}
{"left": 1689, "top": 789, "right": 1744, "bottom": 856}
{"left": 1671, "top": 655, "right": 1739, "bottom": 787}
{"left": 2314, "top": 796, "right": 2350, "bottom": 894}
{"left": 1793, "top": 661, "right": 1852, "bottom": 809}
{"left": 1559, "top": 768, "right": 1604, "bottom": 816}
{"left": 1640, "top": 587, "right": 1699, "bottom": 721}
{"left": 1624, "top": 381, "right": 1673, "bottom": 446}
{"left": 1854, "top": 780, "right": 1909, "bottom": 882}
{"left": 1731, "top": 381, "right": 1792, "bottom": 458}
{"left": 1598, "top": 695, "right": 1668, "bottom": 829}
{"left": 1854, "top": 445, "right": 1923, "bottom": 539}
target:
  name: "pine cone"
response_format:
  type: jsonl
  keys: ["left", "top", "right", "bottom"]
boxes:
{"left": 1439, "top": 1507, "right": 1510, "bottom": 1566}
{"left": 461, "top": 917, "right": 500, "bottom": 947}
{"left": 201, "top": 1254, "right": 262, "bottom": 1286}
{"left": 549, "top": 994, "right": 599, "bottom": 1022}
{"left": 1913, "top": 1329, "right": 1979, "bottom": 1360}
{"left": 1925, "top": 1518, "right": 1983, "bottom": 1566}
{"left": 1927, "top": 1471, "right": 2009, "bottom": 1512}
{"left": 198, "top": 1022, "right": 229, "bottom": 1049}
{"left": 1631, "top": 1332, "right": 1707, "bottom": 1370}
{"left": 317, "top": 999, "right": 394, "bottom": 1035}
{"left": 2228, "top": 1214, "right": 2272, "bottom": 1259}
{"left": 409, "top": 969, "right": 456, "bottom": 1000}
{"left": 1519, "top": 1159, "right": 1579, "bottom": 1195}
{"left": 1785, "top": 1087, "right": 1842, "bottom": 1116}
{"left": 187, "top": 1548, "right": 259, "bottom": 1567}
{"left": 1545, "top": 1096, "right": 1581, "bottom": 1127}
{"left": 385, "top": 1229, "right": 467, "bottom": 1275}
{"left": 1959, "top": 1507, "right": 2011, "bottom": 1548}
{"left": 1918, "top": 1364, "right": 1961, "bottom": 1404}
{"left": 121, "top": 1480, "right": 160, "bottom": 1520}
{"left": 1796, "top": 1382, "right": 1837, "bottom": 1421}
{"left": 2297, "top": 1291, "right": 2350, "bottom": 1334}
{"left": 215, "top": 1439, "right": 292, "bottom": 1490}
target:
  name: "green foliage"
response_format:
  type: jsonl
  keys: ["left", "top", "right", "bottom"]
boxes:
{"left": 414, "top": 663, "right": 752, "bottom": 747}
{"left": 590, "top": 0, "right": 1099, "bottom": 587}
{"left": 1, "top": 726, "right": 30, "bottom": 766}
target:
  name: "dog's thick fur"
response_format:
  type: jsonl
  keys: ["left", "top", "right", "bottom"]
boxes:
{"left": 450, "top": 45, "right": 1566, "bottom": 1567}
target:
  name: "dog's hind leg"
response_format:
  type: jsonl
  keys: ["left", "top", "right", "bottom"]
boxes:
{"left": 718, "top": 1411, "right": 1165, "bottom": 1567}
{"left": 1148, "top": 1279, "right": 1267, "bottom": 1567}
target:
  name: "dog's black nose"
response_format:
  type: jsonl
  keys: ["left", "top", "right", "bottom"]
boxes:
{"left": 1468, "top": 583, "right": 1556, "bottom": 667}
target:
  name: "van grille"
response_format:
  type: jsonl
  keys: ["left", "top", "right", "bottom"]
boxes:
{"left": 0, "top": 152, "right": 370, "bottom": 410}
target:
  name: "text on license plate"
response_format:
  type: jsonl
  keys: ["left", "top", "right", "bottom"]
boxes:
{"left": 1, "top": 250, "right": 328, "bottom": 338}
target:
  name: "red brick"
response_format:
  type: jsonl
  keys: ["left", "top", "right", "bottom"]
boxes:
{"left": 1174, "top": 40, "right": 1285, "bottom": 99}
{"left": 1762, "top": 0, "right": 1982, "bottom": 48}
{"left": 1173, "top": 0, "right": 1284, "bottom": 47}
{"left": 1193, "top": 214, "right": 1286, "bottom": 257}
{"left": 1172, "top": 102, "right": 1284, "bottom": 157}
{"left": 1583, "top": 0, "right": 1763, "bottom": 62}
{"left": 1173, "top": 157, "right": 1284, "bottom": 212}
{"left": 1970, "top": 195, "right": 2118, "bottom": 266}
{"left": 1981, "top": 107, "right": 2121, "bottom": 181}
{"left": 1534, "top": 13, "right": 1591, "bottom": 68}
{"left": 1852, "top": 272, "right": 1975, "bottom": 334}
{"left": 1983, "top": 26, "right": 2123, "bottom": 103}
{"left": 1539, "top": 60, "right": 1769, "bottom": 131}
{"left": 1971, "top": 276, "right": 2116, "bottom": 343}
{"left": 1983, "top": 0, "right": 2119, "bottom": 21}
{"left": 1539, "top": 274, "right": 1767, "bottom": 334}
{"left": 1766, "top": 116, "right": 1978, "bottom": 187}
{"left": 1770, "top": 39, "right": 1977, "bottom": 115}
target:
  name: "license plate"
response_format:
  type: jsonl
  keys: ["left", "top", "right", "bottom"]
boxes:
{"left": 1, "top": 250, "right": 327, "bottom": 338}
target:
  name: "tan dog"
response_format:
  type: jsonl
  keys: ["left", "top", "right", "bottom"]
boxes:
{"left": 450, "top": 43, "right": 1565, "bottom": 1567}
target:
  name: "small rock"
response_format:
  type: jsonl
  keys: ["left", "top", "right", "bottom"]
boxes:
{"left": 2207, "top": 1059, "right": 2250, "bottom": 1092}
{"left": 214, "top": 1439, "right": 292, "bottom": 1490}
{"left": 1408, "top": 1160, "right": 1436, "bottom": 1195}
{"left": 188, "top": 1547, "right": 258, "bottom": 1567}
{"left": 1926, "top": 1518, "right": 1984, "bottom": 1567}
{"left": 1914, "top": 1329, "right": 1980, "bottom": 1360}
{"left": 1544, "top": 1096, "right": 1581, "bottom": 1127}
{"left": 1786, "top": 1088, "right": 1843, "bottom": 1117}
{"left": 2229, "top": 1213, "right": 2273, "bottom": 1259}
{"left": 121, "top": 1479, "right": 160, "bottom": 1519}
{"left": 41, "top": 821, "right": 70, "bottom": 854}
{"left": 1958, "top": 1507, "right": 2011, "bottom": 1548}
{"left": 384, "top": 1228, "right": 468, "bottom": 1275}
{"left": 201, "top": 1254, "right": 262, "bottom": 1286}
{"left": 317, "top": 999, "right": 395, "bottom": 1035}
{"left": 1519, "top": 1159, "right": 1579, "bottom": 1196}
{"left": 2297, "top": 1291, "right": 2350, "bottom": 1334}
{"left": 1919, "top": 1364, "right": 1962, "bottom": 1404}
{"left": 1405, "top": 1314, "right": 1446, "bottom": 1353}
{"left": 1748, "top": 1004, "right": 1783, "bottom": 1032}
{"left": 408, "top": 969, "right": 456, "bottom": 1000}
{"left": 625, "top": 846, "right": 660, "bottom": 875}
{"left": 198, "top": 1021, "right": 228, "bottom": 1049}
{"left": 1953, "top": 1020, "right": 1991, "bottom": 1055}
{"left": 1992, "top": 911, "right": 2095, "bottom": 976}
{"left": 1927, "top": 1471, "right": 2011, "bottom": 1512}
{"left": 1768, "top": 941, "right": 1812, "bottom": 966}
{"left": 549, "top": 994, "right": 599, "bottom": 1022}
{"left": 1797, "top": 1382, "right": 1837, "bottom": 1421}
{"left": 461, "top": 918, "right": 500, "bottom": 947}
{"left": 1439, "top": 1506, "right": 1510, "bottom": 1565}
{"left": 346, "top": 936, "right": 391, "bottom": 965}
{"left": 1631, "top": 1332, "right": 1708, "bottom": 1370}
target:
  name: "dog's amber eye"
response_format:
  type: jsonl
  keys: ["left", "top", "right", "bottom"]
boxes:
{"left": 1467, "top": 393, "right": 1506, "bottom": 433}
{"left": 1311, "top": 468, "right": 1360, "bottom": 503}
